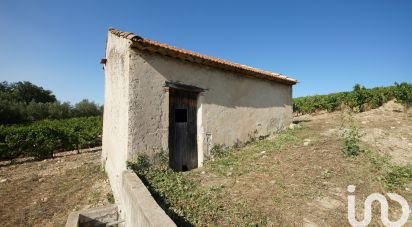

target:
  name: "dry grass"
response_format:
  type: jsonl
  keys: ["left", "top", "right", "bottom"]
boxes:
{"left": 0, "top": 151, "right": 112, "bottom": 227}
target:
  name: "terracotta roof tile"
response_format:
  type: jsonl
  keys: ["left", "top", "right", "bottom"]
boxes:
{"left": 109, "top": 28, "right": 297, "bottom": 85}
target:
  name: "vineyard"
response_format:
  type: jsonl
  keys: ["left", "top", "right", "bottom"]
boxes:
{"left": 293, "top": 82, "right": 412, "bottom": 114}
{"left": 1, "top": 82, "right": 410, "bottom": 162}
{"left": 0, "top": 116, "right": 102, "bottom": 160}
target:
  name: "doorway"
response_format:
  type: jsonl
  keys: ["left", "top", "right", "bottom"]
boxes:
{"left": 169, "top": 88, "right": 198, "bottom": 171}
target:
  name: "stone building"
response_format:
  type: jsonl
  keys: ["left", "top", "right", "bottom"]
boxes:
{"left": 101, "top": 28, "right": 297, "bottom": 201}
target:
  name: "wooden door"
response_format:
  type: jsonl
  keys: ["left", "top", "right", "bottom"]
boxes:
{"left": 169, "top": 89, "right": 198, "bottom": 171}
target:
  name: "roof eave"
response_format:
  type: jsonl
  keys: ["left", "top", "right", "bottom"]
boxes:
{"left": 109, "top": 28, "right": 298, "bottom": 85}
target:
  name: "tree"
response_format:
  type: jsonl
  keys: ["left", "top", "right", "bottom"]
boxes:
{"left": 11, "top": 81, "right": 56, "bottom": 104}
{"left": 0, "top": 81, "right": 10, "bottom": 93}
{"left": 26, "top": 101, "right": 49, "bottom": 121}
{"left": 0, "top": 81, "right": 102, "bottom": 124}
{"left": 47, "top": 101, "right": 71, "bottom": 119}
{"left": 73, "top": 99, "right": 101, "bottom": 117}
{"left": 0, "top": 98, "right": 26, "bottom": 124}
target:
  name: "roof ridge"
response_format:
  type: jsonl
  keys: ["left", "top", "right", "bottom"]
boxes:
{"left": 108, "top": 28, "right": 297, "bottom": 85}
{"left": 109, "top": 27, "right": 142, "bottom": 40}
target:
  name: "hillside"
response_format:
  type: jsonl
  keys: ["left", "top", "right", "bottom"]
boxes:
{"left": 130, "top": 100, "right": 412, "bottom": 226}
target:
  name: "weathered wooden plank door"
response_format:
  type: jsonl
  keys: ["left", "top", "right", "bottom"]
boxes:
{"left": 169, "top": 89, "right": 198, "bottom": 171}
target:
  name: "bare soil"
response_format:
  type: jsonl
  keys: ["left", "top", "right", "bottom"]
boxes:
{"left": 304, "top": 100, "right": 412, "bottom": 165}
{"left": 0, "top": 151, "right": 112, "bottom": 227}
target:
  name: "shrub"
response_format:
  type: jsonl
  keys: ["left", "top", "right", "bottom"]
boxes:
{"left": 0, "top": 116, "right": 102, "bottom": 160}
{"left": 293, "top": 82, "right": 411, "bottom": 114}
{"left": 394, "top": 82, "right": 412, "bottom": 110}
{"left": 342, "top": 124, "right": 363, "bottom": 157}
{"left": 341, "top": 112, "right": 362, "bottom": 157}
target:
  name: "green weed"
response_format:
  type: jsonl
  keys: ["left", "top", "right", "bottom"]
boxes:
{"left": 342, "top": 125, "right": 363, "bottom": 157}
{"left": 383, "top": 165, "right": 412, "bottom": 190}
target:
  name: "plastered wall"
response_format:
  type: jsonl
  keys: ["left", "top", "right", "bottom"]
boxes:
{"left": 127, "top": 48, "right": 293, "bottom": 167}
{"left": 102, "top": 32, "right": 131, "bottom": 212}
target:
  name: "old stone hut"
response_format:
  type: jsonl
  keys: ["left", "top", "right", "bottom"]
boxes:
{"left": 101, "top": 28, "right": 296, "bottom": 199}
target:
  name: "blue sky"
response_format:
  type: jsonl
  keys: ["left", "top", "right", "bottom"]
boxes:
{"left": 1, "top": 0, "right": 411, "bottom": 104}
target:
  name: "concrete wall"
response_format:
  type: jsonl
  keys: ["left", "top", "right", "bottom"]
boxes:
{"left": 102, "top": 32, "right": 132, "bottom": 210}
{"left": 121, "top": 170, "right": 176, "bottom": 227}
{"left": 127, "top": 49, "right": 293, "bottom": 166}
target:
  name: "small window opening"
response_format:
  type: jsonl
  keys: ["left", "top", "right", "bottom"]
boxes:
{"left": 175, "top": 109, "right": 187, "bottom": 123}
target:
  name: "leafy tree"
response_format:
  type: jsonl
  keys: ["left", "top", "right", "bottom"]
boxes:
{"left": 0, "top": 81, "right": 10, "bottom": 93}
{"left": 26, "top": 101, "right": 50, "bottom": 121}
{"left": 0, "top": 98, "right": 26, "bottom": 124}
{"left": 0, "top": 81, "right": 102, "bottom": 124}
{"left": 47, "top": 101, "right": 71, "bottom": 119}
{"left": 10, "top": 81, "right": 56, "bottom": 103}
{"left": 73, "top": 99, "right": 101, "bottom": 117}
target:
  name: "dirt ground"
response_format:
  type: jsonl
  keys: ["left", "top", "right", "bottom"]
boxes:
{"left": 305, "top": 100, "right": 412, "bottom": 165}
{"left": 290, "top": 100, "right": 412, "bottom": 226}
{"left": 180, "top": 100, "right": 412, "bottom": 226}
{"left": 0, "top": 151, "right": 112, "bottom": 227}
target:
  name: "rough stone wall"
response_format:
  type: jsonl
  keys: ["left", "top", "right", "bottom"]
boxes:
{"left": 127, "top": 49, "right": 293, "bottom": 166}
{"left": 102, "top": 32, "right": 131, "bottom": 209}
